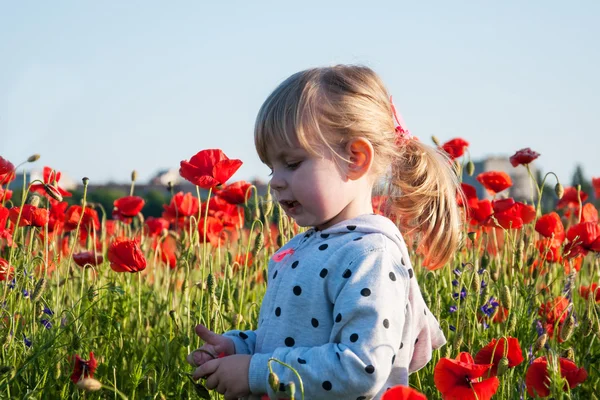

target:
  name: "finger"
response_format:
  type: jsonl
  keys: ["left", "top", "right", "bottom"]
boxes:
{"left": 195, "top": 324, "right": 221, "bottom": 345}
{"left": 188, "top": 347, "right": 217, "bottom": 367}
{"left": 192, "top": 358, "right": 219, "bottom": 381}
{"left": 205, "top": 373, "right": 218, "bottom": 390}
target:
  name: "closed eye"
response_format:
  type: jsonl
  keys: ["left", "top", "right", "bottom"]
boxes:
{"left": 286, "top": 161, "right": 301, "bottom": 170}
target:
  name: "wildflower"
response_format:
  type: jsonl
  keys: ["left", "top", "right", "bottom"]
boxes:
{"left": 162, "top": 192, "right": 199, "bottom": 222}
{"left": 179, "top": 149, "right": 243, "bottom": 189}
{"left": 23, "top": 333, "right": 32, "bottom": 348}
{"left": 216, "top": 181, "right": 253, "bottom": 205}
{"left": 538, "top": 296, "right": 570, "bottom": 339}
{"left": 0, "top": 258, "right": 14, "bottom": 281}
{"left": 449, "top": 305, "right": 458, "bottom": 313}
{"left": 581, "top": 202, "right": 598, "bottom": 223}
{"left": 579, "top": 283, "right": 600, "bottom": 302}
{"left": 474, "top": 337, "right": 524, "bottom": 376}
{"left": 525, "top": 356, "right": 587, "bottom": 398}
{"left": 381, "top": 385, "right": 427, "bottom": 400}
{"left": 452, "top": 287, "right": 467, "bottom": 301}
{"left": 476, "top": 171, "right": 512, "bottom": 195}
{"left": 29, "top": 167, "right": 72, "bottom": 200}
{"left": 8, "top": 205, "right": 49, "bottom": 227}
{"left": 145, "top": 217, "right": 170, "bottom": 237}
{"left": 0, "top": 156, "right": 15, "bottom": 185}
{"left": 556, "top": 187, "right": 588, "bottom": 209}
{"left": 113, "top": 196, "right": 145, "bottom": 219}
{"left": 107, "top": 237, "right": 147, "bottom": 273}
{"left": 509, "top": 148, "right": 540, "bottom": 167}
{"left": 441, "top": 138, "right": 469, "bottom": 159}
{"left": 70, "top": 352, "right": 98, "bottom": 383}
{"left": 592, "top": 177, "right": 600, "bottom": 199}
{"left": 64, "top": 205, "right": 100, "bottom": 232}
{"left": 563, "top": 222, "right": 600, "bottom": 258}
{"left": 0, "top": 187, "right": 12, "bottom": 202}
{"left": 434, "top": 352, "right": 499, "bottom": 400}
{"left": 535, "top": 212, "right": 566, "bottom": 242}
{"left": 41, "top": 319, "right": 52, "bottom": 329}
{"left": 480, "top": 297, "right": 499, "bottom": 318}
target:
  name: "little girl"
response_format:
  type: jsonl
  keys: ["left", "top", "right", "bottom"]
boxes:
{"left": 187, "top": 65, "right": 462, "bottom": 399}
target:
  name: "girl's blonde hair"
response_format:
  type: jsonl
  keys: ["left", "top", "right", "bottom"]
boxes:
{"left": 255, "top": 65, "right": 462, "bottom": 269}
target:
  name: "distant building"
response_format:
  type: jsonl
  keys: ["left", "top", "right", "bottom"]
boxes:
{"left": 462, "top": 156, "right": 537, "bottom": 202}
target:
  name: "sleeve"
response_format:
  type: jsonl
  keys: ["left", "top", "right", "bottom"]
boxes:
{"left": 222, "top": 329, "right": 257, "bottom": 355}
{"left": 248, "top": 246, "right": 410, "bottom": 399}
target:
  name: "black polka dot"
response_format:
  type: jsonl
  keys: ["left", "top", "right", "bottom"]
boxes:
{"left": 298, "top": 358, "right": 306, "bottom": 364}
{"left": 336, "top": 352, "right": 340, "bottom": 360}
{"left": 408, "top": 268, "right": 414, "bottom": 278}
{"left": 322, "top": 381, "right": 332, "bottom": 391}
{"left": 320, "top": 268, "right": 328, "bottom": 278}
{"left": 353, "top": 236, "right": 362, "bottom": 241}
{"left": 279, "top": 383, "right": 286, "bottom": 392}
{"left": 293, "top": 286, "right": 302, "bottom": 296}
{"left": 383, "top": 319, "right": 389, "bottom": 329}
{"left": 389, "top": 272, "right": 396, "bottom": 281}
{"left": 239, "top": 332, "right": 248, "bottom": 339}
{"left": 311, "top": 318, "right": 319, "bottom": 328}
{"left": 285, "top": 337, "right": 295, "bottom": 347}
{"left": 335, "top": 313, "right": 342, "bottom": 323}
{"left": 365, "top": 365, "right": 375, "bottom": 374}
{"left": 319, "top": 244, "right": 328, "bottom": 251}
{"left": 342, "top": 269, "right": 352, "bottom": 278}
{"left": 347, "top": 225, "right": 356, "bottom": 231}
{"left": 275, "top": 307, "right": 281, "bottom": 317}
{"left": 392, "top": 355, "right": 396, "bottom": 364}
{"left": 401, "top": 257, "right": 406, "bottom": 266}
{"left": 350, "top": 333, "right": 359, "bottom": 342}
{"left": 400, "top": 342, "right": 404, "bottom": 349}
{"left": 291, "top": 261, "right": 299, "bottom": 269}
{"left": 273, "top": 270, "right": 278, "bottom": 279}
{"left": 360, "top": 288, "right": 371, "bottom": 297}
{"left": 321, "top": 233, "right": 329, "bottom": 238}
{"left": 415, "top": 338, "right": 419, "bottom": 344}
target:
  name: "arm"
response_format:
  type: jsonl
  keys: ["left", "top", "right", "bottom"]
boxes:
{"left": 223, "top": 329, "right": 258, "bottom": 355}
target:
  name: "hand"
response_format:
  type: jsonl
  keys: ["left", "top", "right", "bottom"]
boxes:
{"left": 192, "top": 354, "right": 252, "bottom": 400}
{"left": 186, "top": 324, "right": 236, "bottom": 368}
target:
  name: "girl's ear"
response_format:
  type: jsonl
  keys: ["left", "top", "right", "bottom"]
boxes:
{"left": 345, "top": 138, "right": 374, "bottom": 180}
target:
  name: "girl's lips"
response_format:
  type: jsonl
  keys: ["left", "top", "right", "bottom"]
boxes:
{"left": 280, "top": 200, "right": 300, "bottom": 214}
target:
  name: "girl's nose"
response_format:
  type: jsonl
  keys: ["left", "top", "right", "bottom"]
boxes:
{"left": 269, "top": 171, "right": 286, "bottom": 191}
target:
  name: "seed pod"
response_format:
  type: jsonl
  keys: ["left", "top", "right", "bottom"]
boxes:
{"left": 467, "top": 232, "right": 476, "bottom": 242}
{"left": 533, "top": 333, "right": 547, "bottom": 353}
{"left": 500, "top": 286, "right": 512, "bottom": 309}
{"left": 31, "top": 278, "right": 47, "bottom": 303}
{"left": 76, "top": 378, "right": 102, "bottom": 391}
{"left": 555, "top": 183, "right": 564, "bottom": 199}
{"left": 496, "top": 357, "right": 510, "bottom": 376}
{"left": 285, "top": 382, "right": 297, "bottom": 399}
{"left": 252, "top": 232, "right": 264, "bottom": 257}
{"left": 82, "top": 177, "right": 89, "bottom": 186}
{"left": 466, "top": 160, "right": 475, "bottom": 176}
{"left": 131, "top": 170, "right": 138, "bottom": 182}
{"left": 560, "top": 315, "right": 575, "bottom": 342}
{"left": 27, "top": 154, "right": 41, "bottom": 163}
{"left": 268, "top": 372, "right": 280, "bottom": 392}
{"left": 471, "top": 270, "right": 481, "bottom": 293}
{"left": 27, "top": 195, "right": 41, "bottom": 207}
{"left": 561, "top": 347, "right": 574, "bottom": 361}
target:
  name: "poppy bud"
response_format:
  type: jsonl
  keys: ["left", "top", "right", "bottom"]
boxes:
{"left": 555, "top": 182, "right": 564, "bottom": 199}
{"left": 467, "top": 231, "right": 476, "bottom": 242}
{"left": 252, "top": 232, "right": 264, "bottom": 257}
{"left": 561, "top": 347, "right": 575, "bottom": 361}
{"left": 471, "top": 270, "right": 481, "bottom": 293}
{"left": 431, "top": 136, "right": 440, "bottom": 146}
{"left": 31, "top": 278, "right": 47, "bottom": 302}
{"left": 285, "top": 382, "right": 296, "bottom": 399}
{"left": 27, "top": 195, "right": 41, "bottom": 207}
{"left": 560, "top": 315, "right": 575, "bottom": 342}
{"left": 82, "top": 177, "right": 89, "bottom": 186}
{"left": 533, "top": 333, "right": 547, "bottom": 353}
{"left": 466, "top": 160, "right": 475, "bottom": 176}
{"left": 263, "top": 190, "right": 273, "bottom": 219}
{"left": 268, "top": 372, "right": 280, "bottom": 392}
{"left": 500, "top": 286, "right": 512, "bottom": 309}
{"left": 27, "top": 154, "right": 40, "bottom": 163}
{"left": 131, "top": 170, "right": 138, "bottom": 182}
{"left": 76, "top": 378, "right": 102, "bottom": 391}
{"left": 496, "top": 357, "right": 510, "bottom": 376}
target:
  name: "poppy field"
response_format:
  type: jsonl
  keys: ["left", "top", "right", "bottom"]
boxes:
{"left": 0, "top": 143, "right": 599, "bottom": 400}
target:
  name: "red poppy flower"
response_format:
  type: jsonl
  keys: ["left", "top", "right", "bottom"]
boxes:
{"left": 107, "top": 237, "right": 147, "bottom": 273}
{"left": 162, "top": 192, "right": 199, "bottom": 222}
{"left": 205, "top": 196, "right": 243, "bottom": 229}
{"left": 470, "top": 199, "right": 493, "bottom": 225}
{"left": 538, "top": 296, "right": 570, "bottom": 338}
{"left": 525, "top": 356, "right": 587, "bottom": 398}
{"left": 0, "top": 156, "right": 15, "bottom": 185}
{"left": 0, "top": 206, "right": 13, "bottom": 246}
{"left": 476, "top": 171, "right": 512, "bottom": 195}
{"left": 557, "top": 187, "right": 588, "bottom": 209}
{"left": 592, "top": 177, "right": 600, "bottom": 199}
{"left": 30, "top": 166, "right": 72, "bottom": 199}
{"left": 113, "top": 196, "right": 145, "bottom": 218}
{"left": 489, "top": 199, "right": 535, "bottom": 230}
{"left": 381, "top": 385, "right": 427, "bottom": 400}
{"left": 509, "top": 148, "right": 540, "bottom": 167}
{"left": 441, "top": 138, "right": 470, "bottom": 159}
{"left": 579, "top": 283, "right": 600, "bottom": 302}
{"left": 536, "top": 238, "right": 562, "bottom": 263}
{"left": 581, "top": 203, "right": 598, "bottom": 223}
{"left": 564, "top": 222, "right": 600, "bottom": 258}
{"left": 535, "top": 212, "right": 565, "bottom": 242}
{"left": 73, "top": 251, "right": 104, "bottom": 268}
{"left": 474, "top": 337, "right": 524, "bottom": 376}
{"left": 151, "top": 235, "right": 178, "bottom": 268}
{"left": 216, "top": 181, "right": 253, "bottom": 205}
{"left": 434, "top": 352, "right": 499, "bottom": 400}
{"left": 8, "top": 205, "right": 49, "bottom": 227}
{"left": 179, "top": 149, "right": 243, "bottom": 189}
{"left": 458, "top": 183, "right": 478, "bottom": 209}
{"left": 64, "top": 205, "right": 100, "bottom": 232}
{"left": 0, "top": 257, "right": 14, "bottom": 281}
{"left": 48, "top": 201, "right": 68, "bottom": 234}
{"left": 198, "top": 216, "right": 225, "bottom": 246}
{"left": 70, "top": 352, "right": 98, "bottom": 383}
{"left": 0, "top": 187, "right": 12, "bottom": 202}
{"left": 145, "top": 217, "right": 170, "bottom": 237}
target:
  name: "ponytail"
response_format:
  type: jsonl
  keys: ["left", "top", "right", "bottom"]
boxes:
{"left": 388, "top": 139, "right": 463, "bottom": 269}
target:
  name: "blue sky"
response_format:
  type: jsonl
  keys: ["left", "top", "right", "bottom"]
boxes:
{"left": 1, "top": 1, "right": 598, "bottom": 187}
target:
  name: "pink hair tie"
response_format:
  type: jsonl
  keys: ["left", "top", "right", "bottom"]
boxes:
{"left": 390, "top": 96, "right": 413, "bottom": 143}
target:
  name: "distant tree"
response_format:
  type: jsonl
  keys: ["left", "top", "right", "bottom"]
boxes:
{"left": 144, "top": 189, "right": 170, "bottom": 218}
{"left": 570, "top": 164, "right": 592, "bottom": 197}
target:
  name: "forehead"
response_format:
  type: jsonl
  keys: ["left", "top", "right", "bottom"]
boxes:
{"left": 265, "top": 144, "right": 308, "bottom": 163}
